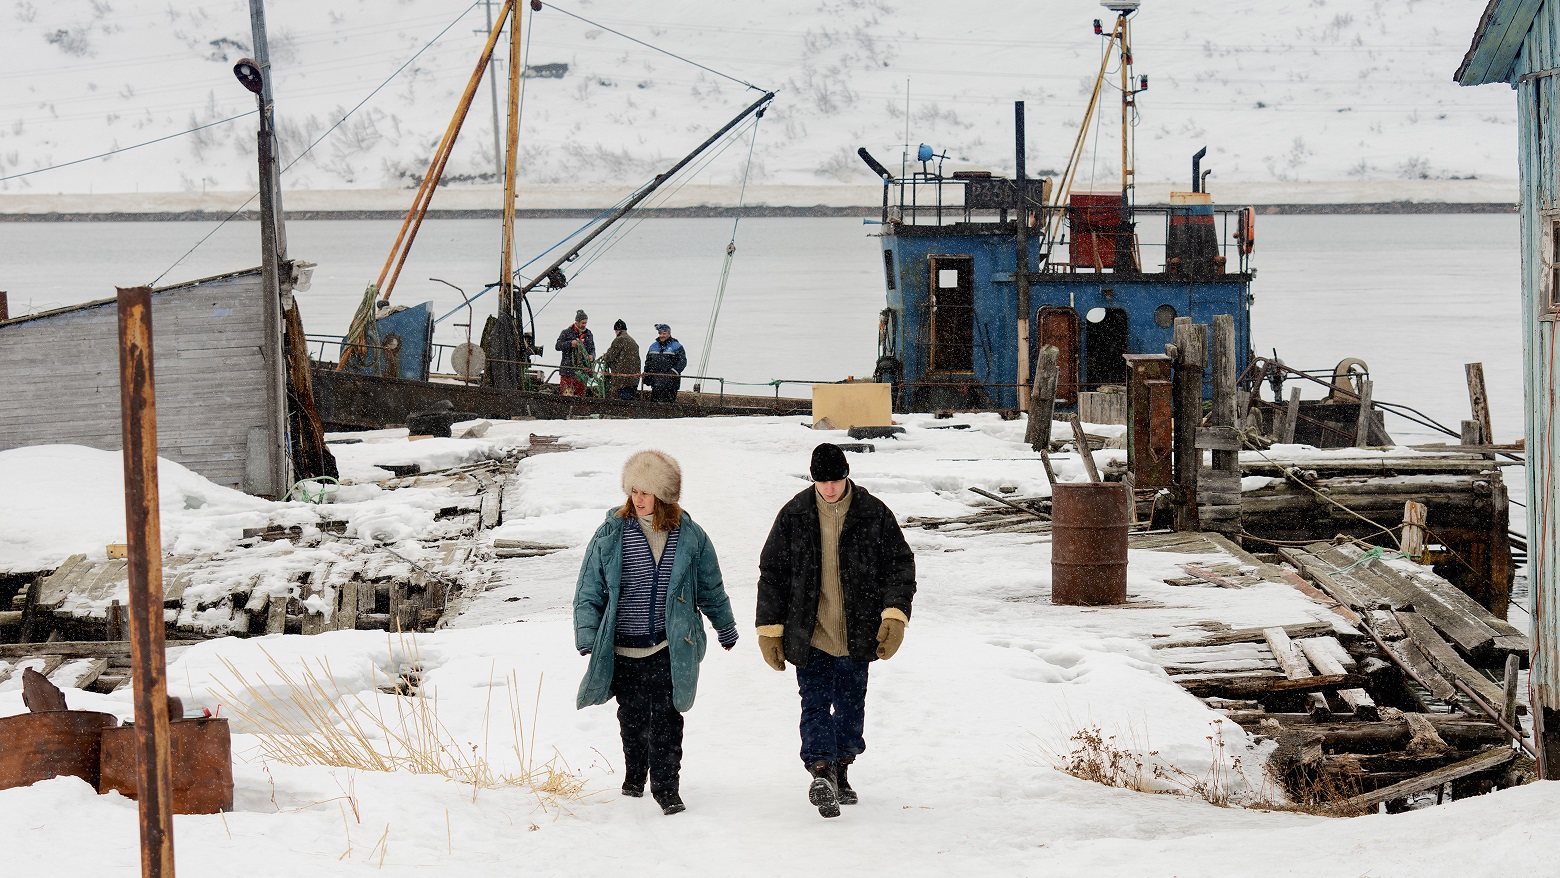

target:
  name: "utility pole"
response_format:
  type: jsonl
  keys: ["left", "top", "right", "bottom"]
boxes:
{"left": 1014, "top": 101, "right": 1030, "bottom": 411}
{"left": 485, "top": 0, "right": 504, "bottom": 180}
{"left": 240, "top": 0, "right": 292, "bottom": 498}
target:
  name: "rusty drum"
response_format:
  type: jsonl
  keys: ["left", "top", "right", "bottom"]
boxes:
{"left": 0, "top": 710, "right": 120, "bottom": 792}
{"left": 1050, "top": 481, "right": 1129, "bottom": 605}
{"left": 99, "top": 717, "right": 234, "bottom": 814}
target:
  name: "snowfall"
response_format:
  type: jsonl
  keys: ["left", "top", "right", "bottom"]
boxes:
{"left": 2, "top": 414, "right": 1556, "bottom": 878}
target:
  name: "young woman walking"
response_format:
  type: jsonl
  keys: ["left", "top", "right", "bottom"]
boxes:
{"left": 573, "top": 449, "right": 739, "bottom": 815}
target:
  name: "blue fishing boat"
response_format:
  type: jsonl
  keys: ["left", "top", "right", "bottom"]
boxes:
{"left": 861, "top": 2, "right": 1255, "bottom": 414}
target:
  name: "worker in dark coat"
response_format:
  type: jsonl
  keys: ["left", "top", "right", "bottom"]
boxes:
{"left": 642, "top": 324, "right": 687, "bottom": 404}
{"left": 754, "top": 443, "right": 916, "bottom": 818}
{"left": 600, "top": 319, "right": 642, "bottom": 400}
{"left": 555, "top": 309, "right": 595, "bottom": 396}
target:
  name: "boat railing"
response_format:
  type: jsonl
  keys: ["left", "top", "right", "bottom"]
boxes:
{"left": 883, "top": 176, "right": 1253, "bottom": 275}
{"left": 308, "top": 332, "right": 829, "bottom": 405}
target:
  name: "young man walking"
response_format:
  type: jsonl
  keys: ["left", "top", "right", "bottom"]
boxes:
{"left": 755, "top": 442, "right": 916, "bottom": 818}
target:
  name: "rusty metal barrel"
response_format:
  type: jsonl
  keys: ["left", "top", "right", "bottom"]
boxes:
{"left": 0, "top": 711, "right": 120, "bottom": 792}
{"left": 99, "top": 717, "right": 234, "bottom": 814}
{"left": 1050, "top": 481, "right": 1129, "bottom": 605}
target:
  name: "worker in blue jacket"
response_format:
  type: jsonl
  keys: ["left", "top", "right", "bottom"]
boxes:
{"left": 574, "top": 449, "right": 738, "bottom": 816}
{"left": 643, "top": 324, "right": 688, "bottom": 404}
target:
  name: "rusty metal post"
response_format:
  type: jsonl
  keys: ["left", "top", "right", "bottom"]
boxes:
{"left": 116, "top": 286, "right": 177, "bottom": 878}
{"left": 0, "top": 290, "right": 9, "bottom": 321}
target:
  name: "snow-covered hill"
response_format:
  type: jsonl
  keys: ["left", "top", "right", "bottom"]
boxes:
{"left": 0, "top": 0, "right": 1519, "bottom": 196}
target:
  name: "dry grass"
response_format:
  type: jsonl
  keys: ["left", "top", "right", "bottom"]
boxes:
{"left": 211, "top": 637, "right": 589, "bottom": 812}
{"left": 1048, "top": 720, "right": 1285, "bottom": 810}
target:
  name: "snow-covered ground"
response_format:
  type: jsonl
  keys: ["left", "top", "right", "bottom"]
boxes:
{"left": 0, "top": 0, "right": 1521, "bottom": 197}
{"left": 3, "top": 416, "right": 1555, "bottom": 876}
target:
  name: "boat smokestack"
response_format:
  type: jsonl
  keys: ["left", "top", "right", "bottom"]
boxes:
{"left": 858, "top": 148, "right": 893, "bottom": 182}
{"left": 1191, "top": 146, "right": 1207, "bottom": 193}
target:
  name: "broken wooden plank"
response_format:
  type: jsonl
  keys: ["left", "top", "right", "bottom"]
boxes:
{"left": 1228, "top": 714, "right": 1509, "bottom": 748}
{"left": 1387, "top": 637, "right": 1459, "bottom": 703}
{"left": 32, "top": 554, "right": 90, "bottom": 611}
{"left": 1154, "top": 620, "right": 1339, "bottom": 649}
{"left": 1277, "top": 546, "right": 1381, "bottom": 612}
{"left": 1326, "top": 748, "right": 1514, "bottom": 814}
{"left": 0, "top": 640, "right": 206, "bottom": 660}
{"left": 1299, "top": 637, "right": 1379, "bottom": 720}
{"left": 265, "top": 595, "right": 287, "bottom": 635}
{"left": 1180, "top": 672, "right": 1364, "bottom": 698}
{"left": 48, "top": 657, "right": 108, "bottom": 690}
{"left": 1264, "top": 627, "right": 1314, "bottom": 680}
{"left": 1398, "top": 568, "right": 1525, "bottom": 664}
{"left": 1394, "top": 611, "right": 1506, "bottom": 708}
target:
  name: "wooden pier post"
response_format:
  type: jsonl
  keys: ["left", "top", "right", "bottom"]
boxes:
{"left": 1197, "top": 314, "right": 1241, "bottom": 534}
{"left": 116, "top": 286, "right": 177, "bottom": 878}
{"left": 1170, "top": 318, "right": 1207, "bottom": 531}
{"left": 1401, "top": 501, "right": 1427, "bottom": 562}
{"left": 1280, "top": 386, "right": 1301, "bottom": 444}
{"left": 1026, "top": 344, "right": 1059, "bottom": 452}
{"left": 1353, "top": 378, "right": 1376, "bottom": 448}
{"left": 1466, "top": 362, "right": 1493, "bottom": 447}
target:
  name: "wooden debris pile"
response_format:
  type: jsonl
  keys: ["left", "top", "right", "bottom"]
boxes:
{"left": 0, "top": 640, "right": 205, "bottom": 694}
{"left": 1152, "top": 538, "right": 1532, "bottom": 812}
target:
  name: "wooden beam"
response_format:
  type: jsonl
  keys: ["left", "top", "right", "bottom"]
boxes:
{"left": 1026, "top": 344, "right": 1059, "bottom": 452}
{"left": 1280, "top": 386, "right": 1301, "bottom": 444}
{"left": 1394, "top": 611, "right": 1506, "bottom": 707}
{"left": 1326, "top": 748, "right": 1513, "bottom": 814}
{"left": 1154, "top": 620, "right": 1339, "bottom": 649}
{"left": 1068, "top": 413, "right": 1101, "bottom": 483}
{"left": 1180, "top": 672, "right": 1364, "bottom": 698}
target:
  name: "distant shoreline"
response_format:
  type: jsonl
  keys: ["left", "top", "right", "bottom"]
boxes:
{"left": 0, "top": 201, "right": 1520, "bottom": 221}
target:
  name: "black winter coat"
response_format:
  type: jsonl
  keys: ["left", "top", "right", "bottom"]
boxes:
{"left": 755, "top": 483, "right": 916, "bottom": 666}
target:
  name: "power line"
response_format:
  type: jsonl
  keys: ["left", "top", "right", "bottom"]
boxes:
{"left": 0, "top": 111, "right": 256, "bottom": 182}
{"left": 538, "top": 1, "right": 766, "bottom": 93}
{"left": 150, "top": 1, "right": 482, "bottom": 286}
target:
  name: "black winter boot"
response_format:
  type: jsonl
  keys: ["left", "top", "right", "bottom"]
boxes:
{"left": 836, "top": 761, "right": 858, "bottom": 806}
{"left": 621, "top": 781, "right": 645, "bottom": 798}
{"left": 806, "top": 760, "right": 841, "bottom": 819}
{"left": 654, "top": 790, "right": 685, "bottom": 815}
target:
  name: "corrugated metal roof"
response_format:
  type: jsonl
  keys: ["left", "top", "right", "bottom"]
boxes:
{"left": 1456, "top": 0, "right": 1545, "bottom": 86}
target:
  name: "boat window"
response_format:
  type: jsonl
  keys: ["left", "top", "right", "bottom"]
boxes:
{"left": 1153, "top": 304, "right": 1177, "bottom": 328}
{"left": 1551, "top": 222, "right": 1560, "bottom": 315}
{"left": 883, "top": 250, "right": 896, "bottom": 290}
{"left": 928, "top": 256, "right": 975, "bottom": 373}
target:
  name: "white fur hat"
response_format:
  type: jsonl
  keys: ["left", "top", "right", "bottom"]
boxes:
{"left": 621, "top": 449, "right": 682, "bottom": 504}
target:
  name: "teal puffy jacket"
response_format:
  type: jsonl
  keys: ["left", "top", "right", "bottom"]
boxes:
{"left": 573, "top": 509, "right": 737, "bottom": 712}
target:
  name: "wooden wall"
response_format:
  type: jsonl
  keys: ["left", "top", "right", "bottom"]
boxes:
{"left": 0, "top": 270, "right": 276, "bottom": 493}
{"left": 1512, "top": 2, "right": 1560, "bottom": 725}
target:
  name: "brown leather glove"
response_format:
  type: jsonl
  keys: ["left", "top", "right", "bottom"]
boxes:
{"left": 759, "top": 635, "right": 787, "bottom": 671}
{"left": 876, "top": 617, "right": 906, "bottom": 660}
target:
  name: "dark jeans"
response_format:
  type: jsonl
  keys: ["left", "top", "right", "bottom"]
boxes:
{"left": 612, "top": 649, "right": 684, "bottom": 796}
{"left": 795, "top": 646, "right": 870, "bottom": 765}
{"left": 646, "top": 374, "right": 680, "bottom": 404}
{"left": 615, "top": 386, "right": 638, "bottom": 400}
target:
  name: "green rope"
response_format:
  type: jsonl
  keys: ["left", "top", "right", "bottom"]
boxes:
{"left": 289, "top": 477, "right": 341, "bottom": 504}
{"left": 1325, "top": 544, "right": 1402, "bottom": 575}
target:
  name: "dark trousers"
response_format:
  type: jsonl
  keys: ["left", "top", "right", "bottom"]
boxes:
{"left": 615, "top": 386, "right": 637, "bottom": 400}
{"left": 795, "top": 646, "right": 870, "bottom": 765}
{"left": 647, "top": 375, "right": 680, "bottom": 404}
{"left": 612, "top": 649, "right": 684, "bottom": 795}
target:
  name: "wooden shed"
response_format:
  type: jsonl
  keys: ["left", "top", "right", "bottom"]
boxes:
{"left": 1457, "top": 0, "right": 1560, "bottom": 774}
{"left": 0, "top": 267, "right": 290, "bottom": 497}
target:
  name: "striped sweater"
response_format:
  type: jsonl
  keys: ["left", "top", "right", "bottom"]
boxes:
{"left": 615, "top": 519, "right": 679, "bottom": 649}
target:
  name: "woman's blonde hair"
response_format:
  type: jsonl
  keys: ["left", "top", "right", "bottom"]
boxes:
{"left": 616, "top": 494, "right": 683, "bottom": 532}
